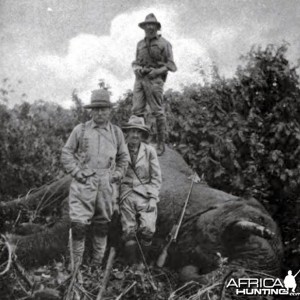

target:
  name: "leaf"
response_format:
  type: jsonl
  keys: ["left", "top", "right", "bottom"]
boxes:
{"left": 214, "top": 168, "right": 225, "bottom": 178}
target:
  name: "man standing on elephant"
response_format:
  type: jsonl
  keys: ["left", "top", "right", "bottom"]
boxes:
{"left": 61, "top": 88, "right": 129, "bottom": 271}
{"left": 120, "top": 115, "right": 161, "bottom": 267}
{"left": 132, "top": 13, "right": 177, "bottom": 156}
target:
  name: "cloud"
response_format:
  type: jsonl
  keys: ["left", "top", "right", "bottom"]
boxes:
{"left": 33, "top": 4, "right": 213, "bottom": 106}
{"left": 1, "top": 1, "right": 300, "bottom": 107}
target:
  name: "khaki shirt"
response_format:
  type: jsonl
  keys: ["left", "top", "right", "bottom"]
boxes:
{"left": 132, "top": 35, "right": 177, "bottom": 78}
{"left": 120, "top": 142, "right": 162, "bottom": 201}
{"left": 61, "top": 120, "right": 129, "bottom": 179}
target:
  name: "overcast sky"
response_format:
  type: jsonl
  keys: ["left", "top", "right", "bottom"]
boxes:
{"left": 1, "top": 0, "right": 300, "bottom": 107}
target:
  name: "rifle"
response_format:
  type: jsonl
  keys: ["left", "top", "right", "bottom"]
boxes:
{"left": 156, "top": 172, "right": 196, "bottom": 268}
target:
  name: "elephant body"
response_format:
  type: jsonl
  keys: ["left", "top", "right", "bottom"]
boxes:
{"left": 1, "top": 146, "right": 283, "bottom": 279}
{"left": 156, "top": 147, "right": 283, "bottom": 278}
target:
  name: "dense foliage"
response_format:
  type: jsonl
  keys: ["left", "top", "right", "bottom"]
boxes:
{"left": 166, "top": 44, "right": 300, "bottom": 204}
{"left": 0, "top": 44, "right": 299, "bottom": 271}
{"left": 163, "top": 44, "right": 300, "bottom": 270}
{"left": 0, "top": 90, "right": 88, "bottom": 199}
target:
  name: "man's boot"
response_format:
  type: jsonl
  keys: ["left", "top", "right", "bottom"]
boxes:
{"left": 70, "top": 223, "right": 86, "bottom": 284}
{"left": 124, "top": 240, "right": 138, "bottom": 266}
{"left": 72, "top": 239, "right": 85, "bottom": 271}
{"left": 156, "top": 117, "right": 166, "bottom": 156}
{"left": 140, "top": 238, "right": 152, "bottom": 265}
{"left": 91, "top": 234, "right": 107, "bottom": 268}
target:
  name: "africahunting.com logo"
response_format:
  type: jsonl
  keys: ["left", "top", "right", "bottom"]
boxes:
{"left": 226, "top": 269, "right": 300, "bottom": 296}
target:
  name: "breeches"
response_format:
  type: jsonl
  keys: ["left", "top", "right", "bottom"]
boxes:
{"left": 120, "top": 192, "right": 157, "bottom": 242}
{"left": 69, "top": 170, "right": 116, "bottom": 227}
{"left": 132, "top": 76, "right": 165, "bottom": 118}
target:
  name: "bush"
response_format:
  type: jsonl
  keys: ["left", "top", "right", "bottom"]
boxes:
{"left": 165, "top": 44, "right": 300, "bottom": 206}
{"left": 0, "top": 98, "right": 83, "bottom": 199}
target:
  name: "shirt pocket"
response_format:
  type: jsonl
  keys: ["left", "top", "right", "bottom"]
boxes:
{"left": 149, "top": 45, "right": 163, "bottom": 61}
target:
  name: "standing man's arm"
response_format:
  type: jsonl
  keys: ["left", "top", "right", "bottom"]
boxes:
{"left": 132, "top": 43, "right": 144, "bottom": 76}
{"left": 61, "top": 125, "right": 81, "bottom": 177}
{"left": 164, "top": 41, "right": 177, "bottom": 72}
{"left": 111, "top": 127, "right": 129, "bottom": 182}
{"left": 147, "top": 146, "right": 162, "bottom": 201}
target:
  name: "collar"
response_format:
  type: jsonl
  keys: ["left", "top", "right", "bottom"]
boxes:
{"left": 144, "top": 34, "right": 159, "bottom": 42}
{"left": 91, "top": 120, "right": 110, "bottom": 130}
{"left": 127, "top": 142, "right": 146, "bottom": 165}
{"left": 135, "top": 142, "right": 146, "bottom": 164}
{"left": 128, "top": 143, "right": 140, "bottom": 153}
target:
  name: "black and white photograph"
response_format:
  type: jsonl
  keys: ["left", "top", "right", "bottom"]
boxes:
{"left": 0, "top": 0, "right": 300, "bottom": 299}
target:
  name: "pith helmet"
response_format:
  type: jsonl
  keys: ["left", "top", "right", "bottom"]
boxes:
{"left": 122, "top": 115, "right": 150, "bottom": 138}
{"left": 138, "top": 13, "right": 161, "bottom": 30}
{"left": 83, "top": 89, "right": 113, "bottom": 109}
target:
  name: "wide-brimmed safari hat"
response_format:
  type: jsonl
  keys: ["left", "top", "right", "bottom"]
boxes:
{"left": 83, "top": 89, "right": 113, "bottom": 109}
{"left": 122, "top": 115, "right": 150, "bottom": 138}
{"left": 138, "top": 13, "right": 161, "bottom": 30}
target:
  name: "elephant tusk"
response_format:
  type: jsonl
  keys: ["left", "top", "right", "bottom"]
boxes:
{"left": 232, "top": 220, "right": 275, "bottom": 239}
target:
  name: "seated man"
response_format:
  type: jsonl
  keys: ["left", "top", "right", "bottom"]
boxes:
{"left": 120, "top": 115, "right": 162, "bottom": 266}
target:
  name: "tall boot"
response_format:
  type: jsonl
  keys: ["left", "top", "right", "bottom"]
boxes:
{"left": 156, "top": 117, "right": 166, "bottom": 156}
{"left": 140, "top": 238, "right": 152, "bottom": 264}
{"left": 91, "top": 235, "right": 107, "bottom": 267}
{"left": 71, "top": 238, "right": 85, "bottom": 285}
{"left": 72, "top": 238, "right": 85, "bottom": 271}
{"left": 70, "top": 222, "right": 86, "bottom": 271}
{"left": 124, "top": 240, "right": 138, "bottom": 266}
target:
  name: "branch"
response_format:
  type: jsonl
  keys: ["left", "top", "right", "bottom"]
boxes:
{"left": 0, "top": 234, "right": 13, "bottom": 276}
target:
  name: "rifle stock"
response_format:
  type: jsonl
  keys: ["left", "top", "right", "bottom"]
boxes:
{"left": 156, "top": 238, "right": 172, "bottom": 267}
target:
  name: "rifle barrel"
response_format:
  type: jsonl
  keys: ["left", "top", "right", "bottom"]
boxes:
{"left": 174, "top": 173, "right": 196, "bottom": 240}
{"left": 156, "top": 172, "right": 196, "bottom": 268}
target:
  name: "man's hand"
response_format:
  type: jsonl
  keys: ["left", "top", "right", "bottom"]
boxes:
{"left": 133, "top": 66, "right": 153, "bottom": 77}
{"left": 74, "top": 170, "right": 87, "bottom": 184}
{"left": 133, "top": 66, "right": 144, "bottom": 77}
{"left": 148, "top": 69, "right": 160, "bottom": 79}
{"left": 147, "top": 198, "right": 157, "bottom": 212}
{"left": 148, "top": 66, "right": 167, "bottom": 79}
{"left": 110, "top": 172, "right": 120, "bottom": 184}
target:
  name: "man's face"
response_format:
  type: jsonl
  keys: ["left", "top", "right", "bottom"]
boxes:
{"left": 144, "top": 23, "right": 158, "bottom": 38}
{"left": 126, "top": 128, "right": 143, "bottom": 146}
{"left": 91, "top": 107, "right": 111, "bottom": 125}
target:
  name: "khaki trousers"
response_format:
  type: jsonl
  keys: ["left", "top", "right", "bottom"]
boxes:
{"left": 69, "top": 169, "right": 116, "bottom": 225}
{"left": 120, "top": 192, "right": 157, "bottom": 243}
{"left": 132, "top": 76, "right": 165, "bottom": 118}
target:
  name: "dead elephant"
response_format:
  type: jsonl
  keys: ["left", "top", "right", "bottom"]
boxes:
{"left": 0, "top": 147, "right": 282, "bottom": 281}
{"left": 156, "top": 147, "right": 283, "bottom": 282}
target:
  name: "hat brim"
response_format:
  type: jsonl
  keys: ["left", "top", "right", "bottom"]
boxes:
{"left": 122, "top": 125, "right": 150, "bottom": 138}
{"left": 138, "top": 21, "right": 161, "bottom": 30}
{"left": 83, "top": 103, "right": 113, "bottom": 109}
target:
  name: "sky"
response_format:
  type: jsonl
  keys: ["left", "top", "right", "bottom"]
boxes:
{"left": 1, "top": 0, "right": 300, "bottom": 107}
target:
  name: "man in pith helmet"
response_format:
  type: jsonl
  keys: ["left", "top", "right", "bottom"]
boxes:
{"left": 61, "top": 88, "right": 129, "bottom": 271}
{"left": 120, "top": 115, "right": 162, "bottom": 267}
{"left": 132, "top": 13, "right": 177, "bottom": 156}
